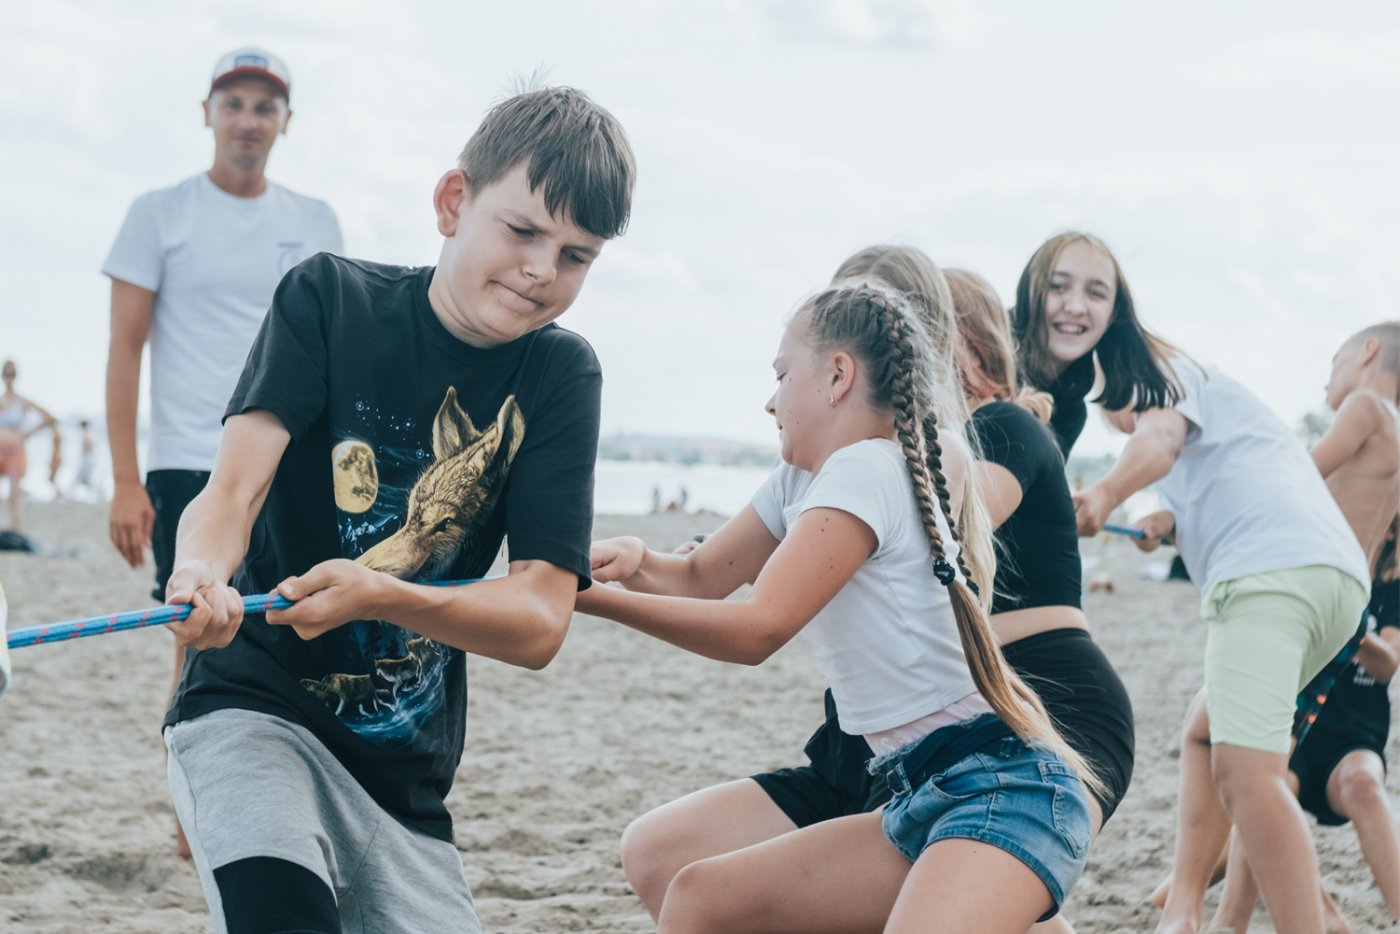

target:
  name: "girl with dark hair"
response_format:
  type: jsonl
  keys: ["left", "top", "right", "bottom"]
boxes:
{"left": 1011, "top": 232, "right": 1180, "bottom": 455}
{"left": 947, "top": 269, "right": 1136, "bottom": 931}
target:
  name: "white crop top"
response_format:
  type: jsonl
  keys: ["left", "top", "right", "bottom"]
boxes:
{"left": 750, "top": 438, "right": 981, "bottom": 735}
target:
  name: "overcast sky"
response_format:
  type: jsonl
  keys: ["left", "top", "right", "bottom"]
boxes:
{"left": 4, "top": 0, "right": 1397, "bottom": 458}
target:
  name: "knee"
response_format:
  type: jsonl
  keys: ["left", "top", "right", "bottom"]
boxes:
{"left": 1208, "top": 750, "right": 1239, "bottom": 797}
{"left": 620, "top": 813, "right": 670, "bottom": 895}
{"left": 1335, "top": 759, "right": 1387, "bottom": 813}
{"left": 659, "top": 859, "right": 741, "bottom": 933}
{"left": 1209, "top": 749, "right": 1281, "bottom": 809}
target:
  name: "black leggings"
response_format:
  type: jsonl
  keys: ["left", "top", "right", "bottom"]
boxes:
{"left": 214, "top": 857, "right": 340, "bottom": 934}
{"left": 1001, "top": 627, "right": 1136, "bottom": 821}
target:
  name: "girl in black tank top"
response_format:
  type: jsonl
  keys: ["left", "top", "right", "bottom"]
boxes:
{"left": 948, "top": 268, "right": 1135, "bottom": 832}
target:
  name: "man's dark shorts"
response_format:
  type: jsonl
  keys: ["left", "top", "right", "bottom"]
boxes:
{"left": 146, "top": 469, "right": 211, "bottom": 601}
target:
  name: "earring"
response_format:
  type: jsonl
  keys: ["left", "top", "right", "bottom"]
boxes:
{"left": 828, "top": 395, "right": 837, "bottom": 408}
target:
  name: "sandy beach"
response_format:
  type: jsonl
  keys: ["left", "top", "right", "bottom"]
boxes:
{"left": 0, "top": 499, "right": 1393, "bottom": 933}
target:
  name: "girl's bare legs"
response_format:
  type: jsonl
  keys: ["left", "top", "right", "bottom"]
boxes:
{"left": 1330, "top": 749, "right": 1400, "bottom": 919}
{"left": 621, "top": 779, "right": 798, "bottom": 920}
{"left": 1209, "top": 830, "right": 1352, "bottom": 934}
{"left": 657, "top": 812, "right": 903, "bottom": 934}
{"left": 1153, "top": 694, "right": 1323, "bottom": 933}
{"left": 1319, "top": 888, "right": 1353, "bottom": 934}
{"left": 630, "top": 778, "right": 1098, "bottom": 933}
{"left": 1147, "top": 846, "right": 1229, "bottom": 909}
{"left": 886, "top": 838, "right": 1055, "bottom": 934}
{"left": 1159, "top": 692, "right": 1231, "bottom": 934}
{"left": 657, "top": 811, "right": 1052, "bottom": 934}
{"left": 1211, "top": 744, "right": 1325, "bottom": 934}
{"left": 1207, "top": 829, "right": 1257, "bottom": 933}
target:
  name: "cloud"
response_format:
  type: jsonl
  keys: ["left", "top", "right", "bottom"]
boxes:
{"left": 594, "top": 245, "right": 702, "bottom": 293}
{"left": 717, "top": 0, "right": 1007, "bottom": 50}
{"left": 1199, "top": 30, "right": 1400, "bottom": 86}
{"left": 2, "top": 1, "right": 1396, "bottom": 456}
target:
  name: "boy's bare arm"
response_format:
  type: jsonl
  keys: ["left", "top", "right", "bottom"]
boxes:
{"left": 1073, "top": 408, "right": 1189, "bottom": 535}
{"left": 267, "top": 559, "right": 579, "bottom": 670}
{"left": 1311, "top": 391, "right": 1383, "bottom": 479}
{"left": 1356, "top": 626, "right": 1400, "bottom": 685}
{"left": 165, "top": 411, "right": 290, "bottom": 649}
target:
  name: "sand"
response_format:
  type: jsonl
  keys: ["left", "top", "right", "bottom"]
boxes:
{"left": 0, "top": 499, "right": 1394, "bottom": 932}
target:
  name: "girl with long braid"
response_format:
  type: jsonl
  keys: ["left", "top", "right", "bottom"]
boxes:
{"left": 577, "top": 281, "right": 1095, "bottom": 932}
{"left": 610, "top": 246, "right": 992, "bottom": 925}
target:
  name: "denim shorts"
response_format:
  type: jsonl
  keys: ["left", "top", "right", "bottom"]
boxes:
{"left": 869, "top": 713, "right": 1091, "bottom": 919}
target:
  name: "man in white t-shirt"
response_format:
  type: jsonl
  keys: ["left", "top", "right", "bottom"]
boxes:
{"left": 102, "top": 47, "right": 342, "bottom": 854}
{"left": 103, "top": 47, "right": 342, "bottom": 600}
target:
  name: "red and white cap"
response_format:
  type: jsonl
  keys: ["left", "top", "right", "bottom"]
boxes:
{"left": 209, "top": 47, "right": 291, "bottom": 100}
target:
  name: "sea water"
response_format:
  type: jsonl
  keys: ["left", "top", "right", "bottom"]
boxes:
{"left": 24, "top": 425, "right": 776, "bottom": 517}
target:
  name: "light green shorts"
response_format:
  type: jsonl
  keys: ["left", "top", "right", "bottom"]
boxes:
{"left": 1202, "top": 565, "right": 1367, "bottom": 754}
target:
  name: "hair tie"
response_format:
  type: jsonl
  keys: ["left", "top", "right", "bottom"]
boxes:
{"left": 932, "top": 557, "right": 981, "bottom": 596}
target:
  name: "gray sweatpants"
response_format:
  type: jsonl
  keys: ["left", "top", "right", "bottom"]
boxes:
{"left": 166, "top": 708, "right": 480, "bottom": 934}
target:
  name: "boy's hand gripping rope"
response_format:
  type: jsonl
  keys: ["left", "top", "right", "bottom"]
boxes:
{"left": 6, "top": 578, "right": 482, "bottom": 650}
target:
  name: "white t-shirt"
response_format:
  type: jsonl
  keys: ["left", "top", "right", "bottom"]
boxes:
{"left": 750, "top": 438, "right": 979, "bottom": 735}
{"left": 1155, "top": 359, "right": 1369, "bottom": 598}
{"left": 102, "top": 173, "right": 343, "bottom": 471}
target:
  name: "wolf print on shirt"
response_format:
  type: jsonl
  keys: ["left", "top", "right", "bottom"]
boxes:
{"left": 301, "top": 389, "right": 524, "bottom": 742}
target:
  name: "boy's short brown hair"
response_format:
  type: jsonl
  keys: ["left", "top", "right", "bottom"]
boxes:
{"left": 459, "top": 86, "right": 635, "bottom": 240}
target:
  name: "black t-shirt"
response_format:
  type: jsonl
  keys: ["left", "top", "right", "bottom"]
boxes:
{"left": 165, "top": 254, "right": 601, "bottom": 841}
{"left": 1303, "top": 577, "right": 1400, "bottom": 752}
{"left": 1045, "top": 357, "right": 1095, "bottom": 457}
{"left": 970, "top": 402, "right": 1082, "bottom": 615}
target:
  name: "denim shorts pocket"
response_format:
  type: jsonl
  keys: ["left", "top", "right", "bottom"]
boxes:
{"left": 901, "top": 752, "right": 991, "bottom": 822}
{"left": 1039, "top": 758, "right": 1091, "bottom": 859}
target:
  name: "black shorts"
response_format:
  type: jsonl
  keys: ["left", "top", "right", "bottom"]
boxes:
{"left": 754, "top": 629, "right": 1136, "bottom": 828}
{"left": 751, "top": 690, "right": 889, "bottom": 829}
{"left": 1289, "top": 728, "right": 1385, "bottom": 826}
{"left": 145, "top": 469, "right": 211, "bottom": 601}
{"left": 1001, "top": 628, "right": 1136, "bottom": 822}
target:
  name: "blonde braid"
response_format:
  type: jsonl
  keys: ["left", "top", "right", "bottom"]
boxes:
{"left": 919, "top": 409, "right": 978, "bottom": 592}
{"left": 882, "top": 319, "right": 952, "bottom": 578}
{"left": 855, "top": 288, "right": 1106, "bottom": 799}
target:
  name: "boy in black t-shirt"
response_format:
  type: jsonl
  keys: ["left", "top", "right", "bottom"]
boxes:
{"left": 160, "top": 87, "right": 635, "bottom": 933}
